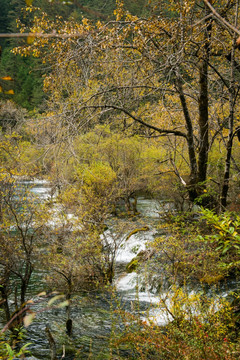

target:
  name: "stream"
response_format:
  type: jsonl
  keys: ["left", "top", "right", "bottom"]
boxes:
{"left": 2, "top": 181, "right": 238, "bottom": 359}
{"left": 7, "top": 180, "right": 168, "bottom": 359}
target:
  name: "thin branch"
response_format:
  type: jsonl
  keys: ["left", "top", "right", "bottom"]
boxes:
{"left": 170, "top": 157, "right": 187, "bottom": 186}
{"left": 83, "top": 105, "right": 187, "bottom": 138}
{"left": 0, "top": 32, "right": 85, "bottom": 39}
{"left": 203, "top": 0, "right": 240, "bottom": 35}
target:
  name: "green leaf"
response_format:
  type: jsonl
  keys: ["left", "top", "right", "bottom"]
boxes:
{"left": 17, "top": 342, "right": 32, "bottom": 355}
{"left": 222, "top": 247, "right": 230, "bottom": 255}
{"left": 5, "top": 344, "right": 15, "bottom": 357}
{"left": 228, "top": 226, "right": 234, "bottom": 234}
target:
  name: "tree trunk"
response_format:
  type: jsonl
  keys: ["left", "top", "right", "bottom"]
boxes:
{"left": 175, "top": 76, "right": 198, "bottom": 201}
{"left": 0, "top": 192, "right": 3, "bottom": 224}
{"left": 45, "top": 327, "right": 57, "bottom": 360}
{"left": 197, "top": 5, "right": 212, "bottom": 184}
{"left": 124, "top": 196, "right": 131, "bottom": 213}
{"left": 0, "top": 269, "right": 11, "bottom": 322}
{"left": 221, "top": 131, "right": 234, "bottom": 209}
{"left": 198, "top": 58, "right": 209, "bottom": 184}
{"left": 66, "top": 277, "right": 72, "bottom": 335}
{"left": 132, "top": 197, "right": 138, "bottom": 215}
{"left": 21, "top": 261, "right": 33, "bottom": 305}
{"left": 221, "top": 1, "right": 239, "bottom": 209}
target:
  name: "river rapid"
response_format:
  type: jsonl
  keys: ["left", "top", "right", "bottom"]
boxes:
{"left": 6, "top": 180, "right": 169, "bottom": 359}
{"left": 3, "top": 180, "right": 238, "bottom": 359}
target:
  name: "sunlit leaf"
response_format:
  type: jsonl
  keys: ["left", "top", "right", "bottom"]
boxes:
{"left": 48, "top": 294, "right": 65, "bottom": 306}
{"left": 23, "top": 312, "right": 36, "bottom": 327}
{"left": 5, "top": 344, "right": 15, "bottom": 357}
{"left": 19, "top": 343, "right": 32, "bottom": 352}
{"left": 1, "top": 76, "right": 13, "bottom": 81}
{"left": 26, "top": 299, "right": 34, "bottom": 304}
{"left": 57, "top": 300, "right": 70, "bottom": 308}
{"left": 27, "top": 36, "right": 35, "bottom": 44}
{"left": 4, "top": 89, "right": 14, "bottom": 95}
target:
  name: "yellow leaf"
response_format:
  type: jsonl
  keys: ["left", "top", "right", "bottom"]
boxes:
{"left": 1, "top": 76, "right": 13, "bottom": 81}
{"left": 57, "top": 300, "right": 70, "bottom": 308}
{"left": 48, "top": 294, "right": 65, "bottom": 306}
{"left": 0, "top": 85, "right": 2, "bottom": 93}
{"left": 23, "top": 312, "right": 36, "bottom": 327}
{"left": 4, "top": 89, "right": 14, "bottom": 95}
{"left": 25, "top": 0, "right": 33, "bottom": 5}
{"left": 27, "top": 36, "right": 35, "bottom": 44}
{"left": 26, "top": 299, "right": 34, "bottom": 304}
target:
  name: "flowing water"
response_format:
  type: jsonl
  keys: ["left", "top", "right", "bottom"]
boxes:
{"left": 3, "top": 181, "right": 237, "bottom": 359}
{"left": 4, "top": 181, "right": 169, "bottom": 359}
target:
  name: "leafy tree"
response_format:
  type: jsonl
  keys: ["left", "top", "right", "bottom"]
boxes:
{"left": 13, "top": 0, "right": 240, "bottom": 209}
{"left": 0, "top": 131, "right": 49, "bottom": 335}
{"left": 0, "top": 181, "right": 50, "bottom": 330}
{"left": 0, "top": 48, "right": 45, "bottom": 110}
{"left": 111, "top": 287, "right": 240, "bottom": 359}
{"left": 0, "top": 0, "right": 10, "bottom": 49}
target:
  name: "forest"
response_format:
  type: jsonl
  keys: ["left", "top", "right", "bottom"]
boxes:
{"left": 0, "top": 0, "right": 240, "bottom": 359}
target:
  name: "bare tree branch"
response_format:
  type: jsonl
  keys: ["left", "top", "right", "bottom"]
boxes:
{"left": 0, "top": 32, "right": 85, "bottom": 39}
{"left": 203, "top": 0, "right": 240, "bottom": 35}
{"left": 84, "top": 105, "right": 188, "bottom": 138}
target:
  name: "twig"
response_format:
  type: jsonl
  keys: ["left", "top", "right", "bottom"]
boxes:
{"left": 203, "top": 0, "right": 240, "bottom": 35}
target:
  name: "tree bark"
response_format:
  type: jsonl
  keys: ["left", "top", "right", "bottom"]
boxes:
{"left": 221, "top": 1, "right": 239, "bottom": 209}
{"left": 198, "top": 5, "right": 212, "bottom": 184}
{"left": 0, "top": 269, "right": 11, "bottom": 322}
{"left": 175, "top": 76, "right": 198, "bottom": 201}
{"left": 175, "top": 77, "right": 198, "bottom": 181}
{"left": 21, "top": 261, "right": 33, "bottom": 305}
{"left": 45, "top": 327, "right": 57, "bottom": 360}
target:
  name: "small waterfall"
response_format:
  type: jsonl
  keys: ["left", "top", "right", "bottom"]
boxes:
{"left": 7, "top": 180, "right": 237, "bottom": 359}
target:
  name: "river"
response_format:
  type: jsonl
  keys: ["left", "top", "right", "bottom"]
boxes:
{"left": 8, "top": 180, "right": 168, "bottom": 359}
{"left": 2, "top": 180, "right": 237, "bottom": 359}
